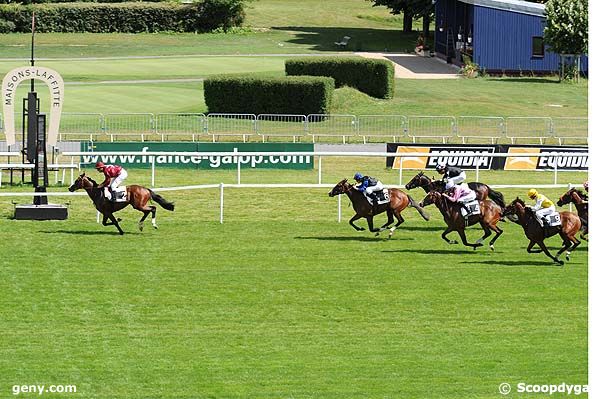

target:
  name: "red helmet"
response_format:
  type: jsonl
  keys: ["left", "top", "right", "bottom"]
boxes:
{"left": 95, "top": 161, "right": 105, "bottom": 169}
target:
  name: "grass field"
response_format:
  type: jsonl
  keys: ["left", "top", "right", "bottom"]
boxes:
{"left": 0, "top": 166, "right": 588, "bottom": 398}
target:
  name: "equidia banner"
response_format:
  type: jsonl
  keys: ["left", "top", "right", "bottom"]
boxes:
{"left": 386, "top": 143, "right": 588, "bottom": 171}
{"left": 80, "top": 142, "right": 314, "bottom": 170}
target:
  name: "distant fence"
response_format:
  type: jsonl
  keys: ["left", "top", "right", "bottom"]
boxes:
{"left": 0, "top": 112, "right": 587, "bottom": 145}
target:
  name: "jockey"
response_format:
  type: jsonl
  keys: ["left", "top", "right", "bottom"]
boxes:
{"left": 354, "top": 172, "right": 384, "bottom": 209}
{"left": 435, "top": 162, "right": 466, "bottom": 190}
{"left": 527, "top": 188, "right": 555, "bottom": 227}
{"left": 583, "top": 180, "right": 589, "bottom": 192}
{"left": 95, "top": 161, "right": 128, "bottom": 201}
{"left": 443, "top": 183, "right": 477, "bottom": 214}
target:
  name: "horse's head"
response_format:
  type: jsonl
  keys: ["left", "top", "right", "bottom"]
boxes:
{"left": 328, "top": 179, "right": 351, "bottom": 197}
{"left": 419, "top": 191, "right": 441, "bottom": 208}
{"left": 68, "top": 173, "right": 96, "bottom": 192}
{"left": 557, "top": 189, "right": 575, "bottom": 207}
{"left": 503, "top": 197, "right": 526, "bottom": 217}
{"left": 405, "top": 171, "right": 428, "bottom": 190}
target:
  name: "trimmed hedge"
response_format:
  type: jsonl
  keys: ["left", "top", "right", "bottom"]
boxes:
{"left": 204, "top": 75, "right": 335, "bottom": 115}
{"left": 285, "top": 57, "right": 395, "bottom": 99}
{"left": 0, "top": 0, "right": 246, "bottom": 33}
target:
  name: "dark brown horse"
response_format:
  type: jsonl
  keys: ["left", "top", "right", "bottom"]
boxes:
{"left": 419, "top": 190, "right": 503, "bottom": 250}
{"left": 405, "top": 171, "right": 506, "bottom": 208}
{"left": 503, "top": 198, "right": 581, "bottom": 265}
{"left": 557, "top": 188, "right": 588, "bottom": 240}
{"left": 69, "top": 173, "right": 174, "bottom": 235}
{"left": 328, "top": 179, "right": 429, "bottom": 238}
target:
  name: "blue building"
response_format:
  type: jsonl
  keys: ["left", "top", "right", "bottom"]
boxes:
{"left": 434, "top": 0, "right": 588, "bottom": 74}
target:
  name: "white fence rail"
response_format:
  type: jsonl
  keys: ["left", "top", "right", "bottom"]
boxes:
{"left": 1, "top": 113, "right": 587, "bottom": 144}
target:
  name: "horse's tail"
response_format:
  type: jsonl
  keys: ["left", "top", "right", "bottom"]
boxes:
{"left": 408, "top": 194, "right": 430, "bottom": 221}
{"left": 487, "top": 187, "right": 506, "bottom": 209}
{"left": 150, "top": 190, "right": 175, "bottom": 211}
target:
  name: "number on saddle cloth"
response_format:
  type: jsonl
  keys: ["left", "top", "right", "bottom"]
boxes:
{"left": 545, "top": 212, "right": 561, "bottom": 227}
{"left": 460, "top": 200, "right": 480, "bottom": 217}
{"left": 365, "top": 189, "right": 390, "bottom": 205}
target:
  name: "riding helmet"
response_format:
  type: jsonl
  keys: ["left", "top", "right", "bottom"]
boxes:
{"left": 435, "top": 162, "right": 447, "bottom": 172}
{"left": 354, "top": 172, "right": 363, "bottom": 181}
{"left": 95, "top": 161, "right": 105, "bottom": 170}
{"left": 527, "top": 188, "right": 538, "bottom": 199}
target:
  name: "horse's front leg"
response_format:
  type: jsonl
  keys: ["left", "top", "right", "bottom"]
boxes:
{"left": 442, "top": 227, "right": 458, "bottom": 245}
{"left": 457, "top": 228, "right": 482, "bottom": 250}
{"left": 107, "top": 213, "right": 124, "bottom": 235}
{"left": 380, "top": 209, "right": 394, "bottom": 229}
{"left": 348, "top": 214, "right": 365, "bottom": 231}
{"left": 366, "top": 216, "right": 381, "bottom": 233}
{"left": 526, "top": 240, "right": 543, "bottom": 253}
{"left": 537, "top": 240, "right": 564, "bottom": 265}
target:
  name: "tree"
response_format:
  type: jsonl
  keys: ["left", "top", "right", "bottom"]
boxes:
{"left": 544, "top": 0, "right": 588, "bottom": 79}
{"left": 369, "top": 0, "right": 434, "bottom": 37}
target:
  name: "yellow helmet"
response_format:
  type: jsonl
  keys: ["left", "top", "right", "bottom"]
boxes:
{"left": 528, "top": 188, "right": 538, "bottom": 199}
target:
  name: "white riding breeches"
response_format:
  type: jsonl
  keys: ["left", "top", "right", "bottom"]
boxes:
{"left": 445, "top": 172, "right": 467, "bottom": 189}
{"left": 110, "top": 169, "right": 128, "bottom": 190}
{"left": 457, "top": 191, "right": 477, "bottom": 204}
{"left": 535, "top": 206, "right": 555, "bottom": 223}
{"left": 365, "top": 181, "right": 384, "bottom": 195}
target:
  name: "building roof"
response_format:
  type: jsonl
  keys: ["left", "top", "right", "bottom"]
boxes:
{"left": 459, "top": 0, "right": 545, "bottom": 17}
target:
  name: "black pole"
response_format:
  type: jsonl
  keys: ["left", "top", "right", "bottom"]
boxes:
{"left": 30, "top": 10, "right": 35, "bottom": 92}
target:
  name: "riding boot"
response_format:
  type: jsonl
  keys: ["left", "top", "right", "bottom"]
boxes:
{"left": 369, "top": 194, "right": 378, "bottom": 212}
{"left": 461, "top": 203, "right": 470, "bottom": 224}
{"left": 110, "top": 189, "right": 117, "bottom": 202}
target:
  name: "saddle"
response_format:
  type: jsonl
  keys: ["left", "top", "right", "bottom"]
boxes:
{"left": 538, "top": 212, "right": 561, "bottom": 227}
{"left": 365, "top": 189, "right": 390, "bottom": 206}
{"left": 459, "top": 200, "right": 481, "bottom": 217}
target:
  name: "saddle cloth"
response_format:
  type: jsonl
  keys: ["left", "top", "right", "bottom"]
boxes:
{"left": 460, "top": 200, "right": 481, "bottom": 217}
{"left": 541, "top": 211, "right": 561, "bottom": 227}
{"left": 106, "top": 186, "right": 128, "bottom": 202}
{"left": 365, "top": 189, "right": 390, "bottom": 205}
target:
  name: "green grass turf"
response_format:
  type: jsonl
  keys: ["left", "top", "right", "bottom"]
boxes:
{"left": 0, "top": 167, "right": 588, "bottom": 398}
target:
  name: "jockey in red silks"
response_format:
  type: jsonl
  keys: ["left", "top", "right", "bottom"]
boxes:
{"left": 95, "top": 161, "right": 128, "bottom": 201}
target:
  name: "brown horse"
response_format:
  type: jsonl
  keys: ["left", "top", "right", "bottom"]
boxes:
{"left": 328, "top": 179, "right": 429, "bottom": 238}
{"left": 503, "top": 198, "right": 581, "bottom": 265}
{"left": 557, "top": 188, "right": 588, "bottom": 241}
{"left": 69, "top": 173, "right": 174, "bottom": 235}
{"left": 419, "top": 191, "right": 503, "bottom": 250}
{"left": 405, "top": 171, "right": 506, "bottom": 208}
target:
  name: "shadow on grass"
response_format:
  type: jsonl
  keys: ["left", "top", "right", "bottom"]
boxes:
{"left": 272, "top": 26, "right": 417, "bottom": 52}
{"left": 382, "top": 248, "right": 476, "bottom": 255}
{"left": 295, "top": 235, "right": 414, "bottom": 242}
{"left": 42, "top": 230, "right": 141, "bottom": 236}
{"left": 486, "top": 77, "right": 560, "bottom": 84}
{"left": 460, "top": 260, "right": 560, "bottom": 267}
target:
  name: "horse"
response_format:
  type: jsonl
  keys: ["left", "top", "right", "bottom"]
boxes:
{"left": 404, "top": 171, "right": 506, "bottom": 208}
{"left": 69, "top": 173, "right": 175, "bottom": 235}
{"left": 503, "top": 197, "right": 581, "bottom": 265}
{"left": 419, "top": 190, "right": 503, "bottom": 250}
{"left": 328, "top": 179, "right": 429, "bottom": 238}
{"left": 557, "top": 188, "right": 588, "bottom": 241}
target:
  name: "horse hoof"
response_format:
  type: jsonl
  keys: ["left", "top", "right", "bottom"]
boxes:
{"left": 566, "top": 255, "right": 570, "bottom": 261}
{"left": 358, "top": 228, "right": 365, "bottom": 231}
{"left": 490, "top": 245, "right": 495, "bottom": 251}
{"left": 153, "top": 225, "right": 158, "bottom": 230}
{"left": 556, "top": 260, "right": 564, "bottom": 266}
{"left": 117, "top": 218, "right": 122, "bottom": 222}
{"left": 119, "top": 231, "right": 124, "bottom": 235}
{"left": 375, "top": 232, "right": 380, "bottom": 237}
{"left": 138, "top": 223, "right": 144, "bottom": 232}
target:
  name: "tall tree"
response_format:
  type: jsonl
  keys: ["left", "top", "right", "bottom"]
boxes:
{"left": 369, "top": 0, "right": 434, "bottom": 36}
{"left": 544, "top": 0, "right": 588, "bottom": 55}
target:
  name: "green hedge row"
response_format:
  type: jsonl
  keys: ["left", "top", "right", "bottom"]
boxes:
{"left": 204, "top": 75, "right": 335, "bottom": 115}
{"left": 0, "top": 0, "right": 245, "bottom": 33}
{"left": 0, "top": 0, "right": 162, "bottom": 4}
{"left": 285, "top": 57, "right": 395, "bottom": 99}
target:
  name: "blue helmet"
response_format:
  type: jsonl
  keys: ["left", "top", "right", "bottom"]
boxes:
{"left": 354, "top": 172, "right": 364, "bottom": 181}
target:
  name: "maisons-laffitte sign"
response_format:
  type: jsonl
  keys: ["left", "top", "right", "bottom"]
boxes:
{"left": 1, "top": 66, "right": 64, "bottom": 146}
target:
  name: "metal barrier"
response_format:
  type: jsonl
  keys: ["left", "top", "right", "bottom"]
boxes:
{"left": 357, "top": 115, "right": 407, "bottom": 143}
{"left": 307, "top": 114, "right": 357, "bottom": 143}
{"left": 256, "top": 114, "right": 307, "bottom": 142}
{"left": 59, "top": 113, "right": 105, "bottom": 142}
{"left": 156, "top": 113, "right": 206, "bottom": 142}
{"left": 551, "top": 117, "right": 588, "bottom": 145}
{"left": 207, "top": 113, "right": 256, "bottom": 142}
{"left": 105, "top": 113, "right": 157, "bottom": 142}
{"left": 456, "top": 116, "right": 505, "bottom": 144}
{"left": 407, "top": 116, "right": 456, "bottom": 143}
{"left": 505, "top": 117, "right": 553, "bottom": 145}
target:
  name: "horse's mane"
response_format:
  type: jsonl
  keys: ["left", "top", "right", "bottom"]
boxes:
{"left": 85, "top": 176, "right": 99, "bottom": 187}
{"left": 574, "top": 189, "right": 588, "bottom": 201}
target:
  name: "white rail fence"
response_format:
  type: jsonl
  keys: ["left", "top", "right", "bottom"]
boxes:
{"left": 0, "top": 113, "right": 588, "bottom": 144}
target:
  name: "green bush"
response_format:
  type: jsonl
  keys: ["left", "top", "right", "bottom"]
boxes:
{"left": 0, "top": 18, "right": 15, "bottom": 33}
{"left": 285, "top": 57, "right": 395, "bottom": 99}
{"left": 0, "top": 0, "right": 246, "bottom": 33}
{"left": 204, "top": 75, "right": 335, "bottom": 115}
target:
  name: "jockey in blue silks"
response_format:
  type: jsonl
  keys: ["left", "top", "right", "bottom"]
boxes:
{"left": 353, "top": 172, "right": 384, "bottom": 209}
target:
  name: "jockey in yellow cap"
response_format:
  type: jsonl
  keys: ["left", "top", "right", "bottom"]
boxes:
{"left": 527, "top": 188, "right": 555, "bottom": 226}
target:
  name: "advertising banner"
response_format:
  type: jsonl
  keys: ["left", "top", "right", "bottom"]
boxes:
{"left": 80, "top": 142, "right": 314, "bottom": 170}
{"left": 386, "top": 143, "right": 587, "bottom": 171}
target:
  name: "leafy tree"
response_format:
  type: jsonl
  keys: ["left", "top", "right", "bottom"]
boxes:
{"left": 544, "top": 0, "right": 588, "bottom": 55}
{"left": 369, "top": 0, "right": 434, "bottom": 37}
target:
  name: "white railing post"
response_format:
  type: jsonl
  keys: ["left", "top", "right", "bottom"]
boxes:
{"left": 475, "top": 162, "right": 480, "bottom": 182}
{"left": 554, "top": 157, "right": 558, "bottom": 185}
{"left": 568, "top": 183, "right": 573, "bottom": 212}
{"left": 220, "top": 182, "right": 224, "bottom": 224}
{"left": 237, "top": 155, "right": 241, "bottom": 185}
{"left": 151, "top": 156, "right": 156, "bottom": 188}
{"left": 337, "top": 194, "right": 342, "bottom": 223}
{"left": 318, "top": 156, "right": 322, "bottom": 185}
{"left": 398, "top": 156, "right": 403, "bottom": 186}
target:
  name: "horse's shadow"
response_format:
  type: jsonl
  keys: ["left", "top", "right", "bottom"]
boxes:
{"left": 42, "top": 230, "right": 141, "bottom": 236}
{"left": 383, "top": 249, "right": 475, "bottom": 255}
{"left": 295, "top": 235, "right": 415, "bottom": 242}
{"left": 460, "top": 260, "right": 564, "bottom": 267}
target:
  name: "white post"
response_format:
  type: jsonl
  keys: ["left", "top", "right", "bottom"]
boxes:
{"left": 220, "top": 182, "right": 224, "bottom": 224}
{"left": 237, "top": 156, "right": 241, "bottom": 185}
{"left": 337, "top": 194, "right": 342, "bottom": 223}
{"left": 568, "top": 183, "right": 573, "bottom": 212}
{"left": 554, "top": 157, "right": 558, "bottom": 185}
{"left": 475, "top": 162, "right": 480, "bottom": 182}
{"left": 398, "top": 156, "right": 403, "bottom": 186}
{"left": 318, "top": 156, "right": 322, "bottom": 185}
{"left": 151, "top": 156, "right": 156, "bottom": 187}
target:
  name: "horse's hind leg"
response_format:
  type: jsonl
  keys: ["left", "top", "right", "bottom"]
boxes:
{"left": 537, "top": 240, "right": 564, "bottom": 265}
{"left": 366, "top": 216, "right": 381, "bottom": 233}
{"left": 387, "top": 212, "right": 405, "bottom": 239}
{"left": 488, "top": 225, "right": 503, "bottom": 251}
{"left": 458, "top": 229, "right": 482, "bottom": 250}
{"left": 476, "top": 223, "right": 492, "bottom": 246}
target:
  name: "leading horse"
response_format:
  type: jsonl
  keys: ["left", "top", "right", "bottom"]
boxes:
{"left": 69, "top": 173, "right": 175, "bottom": 234}
{"left": 405, "top": 171, "right": 506, "bottom": 208}
{"left": 328, "top": 179, "right": 429, "bottom": 238}
{"left": 419, "top": 190, "right": 504, "bottom": 250}
{"left": 557, "top": 188, "right": 588, "bottom": 241}
{"left": 503, "top": 197, "right": 581, "bottom": 265}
